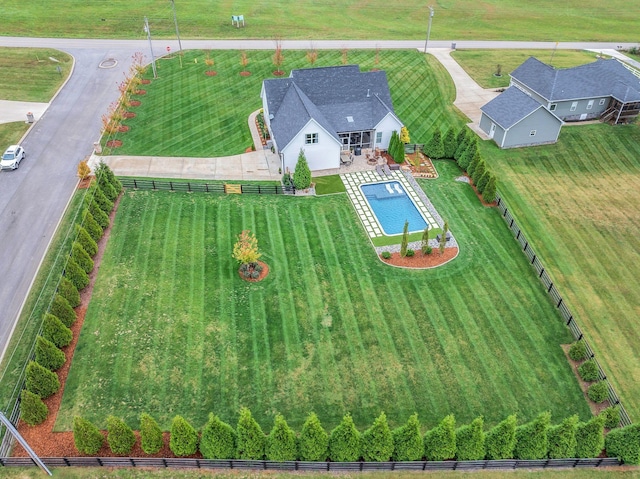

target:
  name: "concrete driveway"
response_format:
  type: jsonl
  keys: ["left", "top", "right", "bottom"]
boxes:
{"left": 0, "top": 100, "right": 49, "bottom": 124}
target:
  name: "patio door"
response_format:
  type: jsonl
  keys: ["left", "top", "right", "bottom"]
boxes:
{"left": 489, "top": 122, "right": 496, "bottom": 139}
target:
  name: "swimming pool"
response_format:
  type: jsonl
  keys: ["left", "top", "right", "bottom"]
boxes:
{"left": 360, "top": 181, "right": 428, "bottom": 235}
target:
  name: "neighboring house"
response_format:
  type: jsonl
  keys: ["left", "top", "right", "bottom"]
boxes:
{"left": 480, "top": 56, "right": 640, "bottom": 148}
{"left": 480, "top": 86, "right": 563, "bottom": 149}
{"left": 261, "top": 65, "right": 403, "bottom": 172}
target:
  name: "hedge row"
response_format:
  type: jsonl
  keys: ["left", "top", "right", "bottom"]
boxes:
{"left": 449, "top": 127, "right": 497, "bottom": 203}
{"left": 73, "top": 408, "right": 637, "bottom": 463}
{"left": 21, "top": 163, "right": 121, "bottom": 427}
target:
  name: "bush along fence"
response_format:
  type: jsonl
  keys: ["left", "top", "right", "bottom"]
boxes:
{"left": 494, "top": 191, "right": 631, "bottom": 428}
{"left": 119, "top": 178, "right": 286, "bottom": 195}
{"left": 0, "top": 162, "right": 123, "bottom": 457}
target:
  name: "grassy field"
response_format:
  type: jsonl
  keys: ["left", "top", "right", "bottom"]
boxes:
{"left": 57, "top": 160, "right": 590, "bottom": 432}
{"left": 451, "top": 49, "right": 604, "bottom": 89}
{"left": 0, "top": 122, "right": 30, "bottom": 149}
{"left": 479, "top": 124, "right": 640, "bottom": 422}
{"left": 0, "top": 48, "right": 72, "bottom": 102}
{"left": 106, "top": 49, "right": 461, "bottom": 157}
{"left": 1, "top": 1, "right": 639, "bottom": 42}
{"left": 314, "top": 175, "right": 346, "bottom": 195}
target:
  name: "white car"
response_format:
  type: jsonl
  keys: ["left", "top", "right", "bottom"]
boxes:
{"left": 1, "top": 145, "right": 25, "bottom": 170}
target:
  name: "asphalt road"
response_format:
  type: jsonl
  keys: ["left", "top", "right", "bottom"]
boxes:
{"left": 0, "top": 36, "right": 636, "bottom": 365}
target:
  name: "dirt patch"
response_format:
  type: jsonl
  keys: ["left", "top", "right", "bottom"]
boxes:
{"left": 381, "top": 248, "right": 458, "bottom": 269}
{"left": 105, "top": 140, "right": 122, "bottom": 148}
{"left": 129, "top": 100, "right": 141, "bottom": 107}
{"left": 237, "top": 261, "right": 270, "bottom": 282}
{"left": 240, "top": 71, "right": 251, "bottom": 77}
{"left": 560, "top": 344, "right": 611, "bottom": 417}
{"left": 205, "top": 70, "right": 217, "bottom": 76}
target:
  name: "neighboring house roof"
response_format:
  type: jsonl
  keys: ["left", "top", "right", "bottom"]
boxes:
{"left": 481, "top": 86, "right": 561, "bottom": 130}
{"left": 511, "top": 57, "right": 640, "bottom": 103}
{"left": 263, "top": 65, "right": 399, "bottom": 150}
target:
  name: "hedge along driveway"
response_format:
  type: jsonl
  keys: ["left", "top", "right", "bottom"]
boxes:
{"left": 56, "top": 161, "right": 591, "bottom": 432}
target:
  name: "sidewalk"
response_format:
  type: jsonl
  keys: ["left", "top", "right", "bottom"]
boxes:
{"left": 0, "top": 100, "right": 49, "bottom": 125}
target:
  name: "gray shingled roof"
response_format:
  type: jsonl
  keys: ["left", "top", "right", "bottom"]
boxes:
{"left": 511, "top": 57, "right": 640, "bottom": 102}
{"left": 481, "top": 86, "right": 560, "bottom": 129}
{"left": 262, "top": 65, "right": 398, "bottom": 150}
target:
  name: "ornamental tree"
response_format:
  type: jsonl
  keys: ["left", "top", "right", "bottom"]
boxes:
{"left": 400, "top": 220, "right": 409, "bottom": 257}
{"left": 232, "top": 230, "right": 261, "bottom": 266}
{"left": 400, "top": 126, "right": 410, "bottom": 144}
{"left": 77, "top": 160, "right": 91, "bottom": 180}
{"left": 293, "top": 149, "right": 312, "bottom": 189}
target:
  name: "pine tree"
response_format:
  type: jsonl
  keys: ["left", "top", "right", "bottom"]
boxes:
{"left": 236, "top": 407, "right": 266, "bottom": 460}
{"left": 58, "top": 276, "right": 81, "bottom": 308}
{"left": 200, "top": 413, "right": 236, "bottom": 459}
{"left": 107, "top": 415, "right": 136, "bottom": 455}
{"left": 267, "top": 414, "right": 297, "bottom": 461}
{"left": 439, "top": 221, "right": 449, "bottom": 255}
{"left": 455, "top": 417, "right": 485, "bottom": 460}
{"left": 25, "top": 361, "right": 60, "bottom": 399}
{"left": 471, "top": 159, "right": 486, "bottom": 187}
{"left": 400, "top": 220, "right": 409, "bottom": 257}
{"left": 293, "top": 149, "right": 312, "bottom": 190}
{"left": 443, "top": 126, "right": 458, "bottom": 159}
{"left": 482, "top": 175, "right": 497, "bottom": 204}
{"left": 298, "top": 412, "right": 328, "bottom": 461}
{"left": 392, "top": 413, "right": 423, "bottom": 461}
{"left": 485, "top": 415, "right": 517, "bottom": 460}
{"left": 140, "top": 413, "right": 164, "bottom": 454}
{"left": 547, "top": 415, "right": 578, "bottom": 459}
{"left": 170, "top": 415, "right": 198, "bottom": 457}
{"left": 20, "top": 390, "right": 48, "bottom": 426}
{"left": 73, "top": 416, "right": 104, "bottom": 454}
{"left": 575, "top": 415, "right": 605, "bottom": 458}
{"left": 425, "top": 129, "right": 444, "bottom": 159}
{"left": 361, "top": 412, "right": 393, "bottom": 462}
{"left": 329, "top": 413, "right": 361, "bottom": 462}
{"left": 71, "top": 241, "right": 94, "bottom": 275}
{"left": 514, "top": 411, "right": 551, "bottom": 460}
{"left": 90, "top": 182, "right": 114, "bottom": 215}
{"left": 458, "top": 139, "right": 477, "bottom": 171}
{"left": 476, "top": 170, "right": 490, "bottom": 194}
{"left": 466, "top": 150, "right": 482, "bottom": 179}
{"left": 65, "top": 256, "right": 89, "bottom": 291}
{"left": 454, "top": 130, "right": 470, "bottom": 162}
{"left": 421, "top": 226, "right": 431, "bottom": 255}
{"left": 50, "top": 293, "right": 76, "bottom": 328}
{"left": 424, "top": 414, "right": 456, "bottom": 461}
{"left": 35, "top": 336, "right": 66, "bottom": 371}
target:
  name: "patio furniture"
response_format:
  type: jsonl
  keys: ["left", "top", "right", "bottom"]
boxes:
{"left": 341, "top": 153, "right": 353, "bottom": 166}
{"left": 376, "top": 165, "right": 385, "bottom": 176}
{"left": 383, "top": 164, "right": 392, "bottom": 176}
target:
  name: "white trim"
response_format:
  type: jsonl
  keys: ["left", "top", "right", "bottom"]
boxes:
{"left": 570, "top": 101, "right": 578, "bottom": 111}
{"left": 587, "top": 100, "right": 594, "bottom": 110}
{"left": 599, "top": 98, "right": 606, "bottom": 105}
{"left": 529, "top": 130, "right": 537, "bottom": 136}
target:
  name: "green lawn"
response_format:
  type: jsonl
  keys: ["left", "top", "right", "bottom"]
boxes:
{"left": 451, "top": 49, "right": 603, "bottom": 89}
{"left": 0, "top": 0, "right": 638, "bottom": 42}
{"left": 106, "top": 49, "right": 461, "bottom": 157}
{"left": 57, "top": 161, "right": 590, "bottom": 433}
{"left": 314, "top": 175, "right": 346, "bottom": 195}
{"left": 0, "top": 48, "right": 72, "bottom": 102}
{"left": 0, "top": 122, "right": 30, "bottom": 149}
{"left": 479, "top": 124, "right": 640, "bottom": 422}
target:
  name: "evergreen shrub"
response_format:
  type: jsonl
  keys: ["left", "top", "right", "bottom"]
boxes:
{"left": 392, "top": 413, "right": 423, "bottom": 461}
{"left": 65, "top": 257, "right": 89, "bottom": 291}
{"left": 482, "top": 176, "right": 497, "bottom": 204}
{"left": 588, "top": 381, "right": 609, "bottom": 403}
{"left": 35, "top": 336, "right": 66, "bottom": 371}
{"left": 298, "top": 412, "right": 328, "bottom": 461}
{"left": 514, "top": 411, "right": 550, "bottom": 460}
{"left": 266, "top": 414, "right": 297, "bottom": 461}
{"left": 442, "top": 127, "right": 458, "bottom": 159}
{"left": 58, "top": 276, "right": 81, "bottom": 308}
{"left": 74, "top": 224, "right": 98, "bottom": 258}
{"left": 50, "top": 293, "right": 76, "bottom": 328}
{"left": 25, "top": 361, "right": 60, "bottom": 399}
{"left": 293, "top": 149, "right": 312, "bottom": 190}
{"left": 200, "top": 413, "right": 236, "bottom": 459}
{"left": 329, "top": 413, "right": 361, "bottom": 462}
{"left": 140, "top": 413, "right": 164, "bottom": 454}
{"left": 575, "top": 415, "right": 605, "bottom": 458}
{"left": 169, "top": 415, "right": 198, "bottom": 457}
{"left": 107, "top": 415, "right": 136, "bottom": 455}
{"left": 455, "top": 416, "right": 485, "bottom": 460}
{"left": 361, "top": 412, "right": 393, "bottom": 462}
{"left": 547, "top": 415, "right": 578, "bottom": 459}
{"left": 605, "top": 424, "right": 640, "bottom": 464}
{"left": 236, "top": 407, "right": 266, "bottom": 460}
{"left": 71, "top": 241, "right": 94, "bottom": 275}
{"left": 73, "top": 416, "right": 104, "bottom": 454}
{"left": 485, "top": 415, "right": 517, "bottom": 460}
{"left": 20, "top": 390, "right": 48, "bottom": 426}
{"left": 568, "top": 340, "right": 587, "bottom": 361}
{"left": 578, "top": 359, "right": 599, "bottom": 382}
{"left": 81, "top": 210, "right": 103, "bottom": 243}
{"left": 424, "top": 414, "right": 456, "bottom": 461}
{"left": 42, "top": 313, "right": 72, "bottom": 348}
{"left": 601, "top": 405, "right": 621, "bottom": 429}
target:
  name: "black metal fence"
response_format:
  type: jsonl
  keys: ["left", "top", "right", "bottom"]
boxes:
{"left": 495, "top": 192, "right": 631, "bottom": 427}
{"left": 0, "top": 456, "right": 622, "bottom": 471}
{"left": 404, "top": 143, "right": 425, "bottom": 154}
{"left": 120, "top": 178, "right": 288, "bottom": 195}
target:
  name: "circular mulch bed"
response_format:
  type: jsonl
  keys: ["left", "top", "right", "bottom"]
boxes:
{"left": 240, "top": 71, "right": 251, "bottom": 76}
{"left": 381, "top": 247, "right": 458, "bottom": 269}
{"left": 118, "top": 125, "right": 130, "bottom": 132}
{"left": 129, "top": 100, "right": 141, "bottom": 107}
{"left": 123, "top": 112, "right": 136, "bottom": 119}
{"left": 205, "top": 70, "right": 217, "bottom": 76}
{"left": 134, "top": 89, "right": 146, "bottom": 95}
{"left": 273, "top": 70, "right": 285, "bottom": 76}
{"left": 106, "top": 140, "right": 122, "bottom": 148}
{"left": 238, "top": 261, "right": 269, "bottom": 282}
{"left": 141, "top": 79, "right": 151, "bottom": 84}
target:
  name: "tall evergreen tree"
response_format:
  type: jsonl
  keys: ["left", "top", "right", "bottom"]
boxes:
{"left": 575, "top": 415, "right": 605, "bottom": 458}
{"left": 458, "top": 139, "right": 477, "bottom": 171}
{"left": 485, "top": 415, "right": 517, "bottom": 460}
{"left": 547, "top": 415, "right": 578, "bottom": 459}
{"left": 455, "top": 417, "right": 485, "bottom": 460}
{"left": 439, "top": 221, "right": 449, "bottom": 255}
{"left": 400, "top": 220, "right": 409, "bottom": 257}
{"left": 267, "top": 414, "right": 297, "bottom": 461}
{"left": 466, "top": 150, "right": 482, "bottom": 179}
{"left": 443, "top": 126, "right": 458, "bottom": 159}
{"left": 482, "top": 175, "right": 497, "bottom": 204}
{"left": 424, "top": 414, "right": 456, "bottom": 461}
{"left": 471, "top": 159, "right": 486, "bottom": 187}
{"left": 454, "top": 130, "right": 470, "bottom": 162}
{"left": 329, "top": 413, "right": 361, "bottom": 462}
{"left": 421, "top": 226, "right": 430, "bottom": 255}
{"left": 293, "top": 149, "right": 312, "bottom": 190}
{"left": 361, "top": 412, "right": 393, "bottom": 462}
{"left": 392, "top": 413, "right": 423, "bottom": 461}
{"left": 476, "top": 170, "right": 490, "bottom": 194}
{"left": 236, "top": 407, "right": 266, "bottom": 460}
{"left": 425, "top": 129, "right": 444, "bottom": 159}
{"left": 298, "top": 412, "right": 328, "bottom": 461}
{"left": 514, "top": 412, "right": 551, "bottom": 460}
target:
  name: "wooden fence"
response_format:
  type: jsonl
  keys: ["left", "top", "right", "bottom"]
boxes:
{"left": 495, "top": 192, "right": 632, "bottom": 427}
{"left": 119, "top": 178, "right": 288, "bottom": 195}
{"left": 0, "top": 456, "right": 622, "bottom": 471}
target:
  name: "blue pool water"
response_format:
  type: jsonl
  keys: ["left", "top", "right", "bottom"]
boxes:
{"left": 360, "top": 181, "right": 427, "bottom": 235}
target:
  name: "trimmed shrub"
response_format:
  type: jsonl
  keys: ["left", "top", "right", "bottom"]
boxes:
{"left": 298, "top": 412, "right": 328, "bottom": 461}
{"left": 392, "top": 413, "right": 423, "bottom": 461}
{"left": 424, "top": 129, "right": 444, "bottom": 159}
{"left": 82, "top": 210, "right": 103, "bottom": 243}
{"left": 96, "top": 160, "right": 122, "bottom": 198}
{"left": 485, "top": 415, "right": 517, "bottom": 460}
{"left": 140, "top": 413, "right": 164, "bottom": 455}
{"left": 424, "top": 414, "right": 456, "bottom": 461}
{"left": 88, "top": 198, "right": 110, "bottom": 230}
{"left": 568, "top": 340, "right": 587, "bottom": 361}
{"left": 455, "top": 416, "right": 485, "bottom": 460}
{"left": 575, "top": 415, "right": 605, "bottom": 458}
{"left": 25, "top": 361, "right": 60, "bottom": 399}
{"left": 42, "top": 313, "right": 72, "bottom": 348}
{"left": 466, "top": 150, "right": 482, "bottom": 179}
{"left": 514, "top": 411, "right": 551, "bottom": 460}
{"left": 73, "top": 416, "right": 104, "bottom": 454}
{"left": 58, "top": 276, "right": 81, "bottom": 308}
{"left": 200, "top": 413, "right": 236, "bottom": 459}
{"left": 381, "top": 251, "right": 391, "bottom": 260}
{"left": 99, "top": 176, "right": 119, "bottom": 204}
{"left": 71, "top": 241, "right": 94, "bottom": 275}
{"left": 20, "top": 390, "right": 48, "bottom": 426}
{"left": 65, "top": 257, "right": 89, "bottom": 291}
{"left": 293, "top": 149, "right": 312, "bottom": 190}
{"left": 471, "top": 159, "right": 486, "bottom": 187}
{"left": 442, "top": 126, "right": 458, "bottom": 159}
{"left": 170, "top": 415, "right": 198, "bottom": 457}
{"left": 35, "top": 336, "right": 66, "bottom": 371}
{"left": 601, "top": 405, "right": 621, "bottom": 429}
{"left": 329, "top": 413, "right": 361, "bottom": 462}
{"left": 267, "top": 414, "right": 297, "bottom": 461}
{"left": 476, "top": 170, "right": 490, "bottom": 194}
{"left": 588, "top": 381, "right": 609, "bottom": 403}
{"left": 454, "top": 134, "right": 469, "bottom": 163}
{"left": 578, "top": 359, "right": 599, "bottom": 382}
{"left": 361, "top": 412, "right": 393, "bottom": 462}
{"left": 406, "top": 248, "right": 415, "bottom": 257}
{"left": 107, "top": 415, "right": 136, "bottom": 455}
{"left": 547, "top": 415, "right": 578, "bottom": 459}
{"left": 458, "top": 139, "right": 477, "bottom": 171}
{"left": 482, "top": 175, "right": 497, "bottom": 204}
{"left": 50, "top": 293, "right": 76, "bottom": 328}
{"left": 90, "top": 182, "right": 114, "bottom": 215}
{"left": 236, "top": 407, "right": 266, "bottom": 460}
{"left": 75, "top": 224, "right": 98, "bottom": 258}
{"left": 605, "top": 424, "right": 640, "bottom": 464}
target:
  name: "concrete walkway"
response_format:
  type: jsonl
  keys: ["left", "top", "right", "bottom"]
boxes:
{"left": 0, "top": 100, "right": 49, "bottom": 125}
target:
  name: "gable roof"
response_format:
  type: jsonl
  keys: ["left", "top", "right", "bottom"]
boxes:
{"left": 511, "top": 57, "right": 640, "bottom": 103}
{"left": 481, "top": 86, "right": 561, "bottom": 130}
{"left": 263, "top": 65, "right": 399, "bottom": 150}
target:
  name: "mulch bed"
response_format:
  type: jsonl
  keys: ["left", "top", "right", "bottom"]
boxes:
{"left": 123, "top": 112, "right": 135, "bottom": 119}
{"left": 118, "top": 125, "right": 130, "bottom": 132}
{"left": 105, "top": 140, "right": 122, "bottom": 148}
{"left": 240, "top": 71, "right": 251, "bottom": 76}
{"left": 205, "top": 71, "right": 217, "bottom": 76}
{"left": 140, "top": 79, "right": 151, "bottom": 85}
{"left": 561, "top": 344, "right": 611, "bottom": 417}
{"left": 129, "top": 100, "right": 141, "bottom": 107}
{"left": 237, "top": 261, "right": 270, "bottom": 282}
{"left": 78, "top": 176, "right": 94, "bottom": 189}
{"left": 134, "top": 90, "right": 146, "bottom": 95}
{"left": 381, "top": 248, "right": 457, "bottom": 269}
{"left": 272, "top": 70, "right": 285, "bottom": 76}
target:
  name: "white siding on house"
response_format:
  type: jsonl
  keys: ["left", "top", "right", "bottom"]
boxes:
{"left": 281, "top": 119, "right": 341, "bottom": 173}
{"left": 373, "top": 113, "right": 403, "bottom": 149}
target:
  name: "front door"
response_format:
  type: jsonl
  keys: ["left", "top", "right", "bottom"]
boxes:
{"left": 489, "top": 122, "right": 496, "bottom": 139}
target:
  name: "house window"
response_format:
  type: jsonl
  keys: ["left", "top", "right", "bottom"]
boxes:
{"left": 599, "top": 98, "right": 606, "bottom": 105}
{"left": 587, "top": 100, "right": 594, "bottom": 110}
{"left": 530, "top": 130, "right": 537, "bottom": 136}
{"left": 305, "top": 133, "right": 318, "bottom": 144}
{"left": 375, "top": 132, "right": 382, "bottom": 143}
{"left": 570, "top": 101, "right": 578, "bottom": 112}
{"left": 549, "top": 104, "right": 557, "bottom": 111}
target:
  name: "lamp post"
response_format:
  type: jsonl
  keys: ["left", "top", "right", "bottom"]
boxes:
{"left": 423, "top": 6, "right": 435, "bottom": 54}
{"left": 169, "top": 0, "right": 183, "bottom": 55}
{"left": 144, "top": 17, "right": 158, "bottom": 79}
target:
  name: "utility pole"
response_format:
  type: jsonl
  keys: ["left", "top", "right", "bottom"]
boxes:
{"left": 169, "top": 0, "right": 183, "bottom": 55}
{"left": 144, "top": 17, "right": 158, "bottom": 79}
{"left": 423, "top": 6, "right": 435, "bottom": 54}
